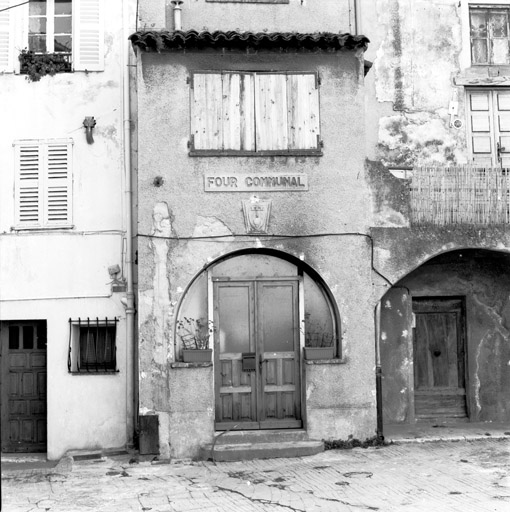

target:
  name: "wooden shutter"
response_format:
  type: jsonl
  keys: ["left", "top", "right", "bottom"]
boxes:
{"left": 45, "top": 142, "right": 72, "bottom": 225}
{"left": 73, "top": 0, "right": 104, "bottom": 71}
{"left": 15, "top": 144, "right": 42, "bottom": 227}
{"left": 468, "top": 90, "right": 495, "bottom": 167}
{"left": 222, "top": 73, "right": 255, "bottom": 151}
{"left": 0, "top": 0, "right": 13, "bottom": 73}
{"left": 191, "top": 73, "right": 223, "bottom": 150}
{"left": 255, "top": 74, "right": 288, "bottom": 151}
{"left": 287, "top": 74, "right": 320, "bottom": 150}
{"left": 15, "top": 141, "right": 72, "bottom": 228}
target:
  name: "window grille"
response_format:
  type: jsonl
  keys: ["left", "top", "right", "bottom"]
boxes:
{"left": 68, "top": 317, "right": 119, "bottom": 373}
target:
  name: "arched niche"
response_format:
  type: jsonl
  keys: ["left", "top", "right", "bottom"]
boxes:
{"left": 175, "top": 250, "right": 340, "bottom": 358}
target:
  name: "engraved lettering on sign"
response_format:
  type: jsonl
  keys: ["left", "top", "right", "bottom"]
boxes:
{"left": 204, "top": 173, "right": 308, "bottom": 192}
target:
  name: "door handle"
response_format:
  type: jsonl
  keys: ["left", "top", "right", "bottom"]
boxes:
{"left": 497, "top": 141, "right": 506, "bottom": 162}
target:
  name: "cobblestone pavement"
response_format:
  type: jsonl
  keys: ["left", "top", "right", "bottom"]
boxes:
{"left": 2, "top": 439, "right": 510, "bottom": 511}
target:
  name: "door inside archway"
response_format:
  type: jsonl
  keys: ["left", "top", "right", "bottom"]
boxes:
{"left": 214, "top": 278, "right": 302, "bottom": 430}
{"left": 413, "top": 298, "right": 467, "bottom": 420}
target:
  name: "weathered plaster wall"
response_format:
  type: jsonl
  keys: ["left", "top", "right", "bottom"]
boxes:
{"left": 380, "top": 251, "right": 510, "bottom": 424}
{"left": 136, "top": 48, "right": 377, "bottom": 456}
{"left": 138, "top": 0, "right": 353, "bottom": 34}
{"left": 363, "top": 0, "right": 469, "bottom": 166}
{"left": 379, "top": 287, "right": 413, "bottom": 424}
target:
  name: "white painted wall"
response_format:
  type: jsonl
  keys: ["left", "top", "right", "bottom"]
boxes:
{"left": 0, "top": 0, "right": 137, "bottom": 460}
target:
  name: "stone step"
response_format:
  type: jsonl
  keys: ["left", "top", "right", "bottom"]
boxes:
{"left": 199, "top": 440, "right": 324, "bottom": 462}
{"left": 214, "top": 429, "right": 309, "bottom": 445}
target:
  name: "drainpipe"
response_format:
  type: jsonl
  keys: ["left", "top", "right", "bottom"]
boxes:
{"left": 122, "top": 0, "right": 137, "bottom": 447}
{"left": 171, "top": 1, "right": 183, "bottom": 31}
{"left": 374, "top": 301, "right": 384, "bottom": 441}
{"left": 353, "top": 0, "right": 361, "bottom": 34}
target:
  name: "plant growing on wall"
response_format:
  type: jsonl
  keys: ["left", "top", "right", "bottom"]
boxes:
{"left": 18, "top": 50, "right": 72, "bottom": 82}
{"left": 177, "top": 317, "right": 214, "bottom": 350}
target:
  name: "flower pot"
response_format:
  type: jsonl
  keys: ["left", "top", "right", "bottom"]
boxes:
{"left": 182, "top": 349, "right": 212, "bottom": 363}
{"left": 304, "top": 346, "right": 335, "bottom": 360}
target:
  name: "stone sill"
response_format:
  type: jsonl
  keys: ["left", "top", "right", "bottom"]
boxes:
{"left": 304, "top": 358, "right": 346, "bottom": 365}
{"left": 170, "top": 362, "right": 213, "bottom": 369}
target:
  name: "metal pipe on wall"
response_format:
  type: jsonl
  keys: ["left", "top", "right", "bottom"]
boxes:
{"left": 122, "top": 0, "right": 137, "bottom": 447}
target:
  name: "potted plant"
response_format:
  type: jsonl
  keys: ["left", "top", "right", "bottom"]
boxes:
{"left": 303, "top": 332, "right": 335, "bottom": 360}
{"left": 177, "top": 317, "right": 214, "bottom": 363}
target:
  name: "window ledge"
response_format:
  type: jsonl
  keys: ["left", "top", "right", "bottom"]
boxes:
{"left": 11, "top": 225, "right": 74, "bottom": 232}
{"left": 304, "top": 358, "right": 346, "bottom": 365}
{"left": 171, "top": 362, "right": 213, "bottom": 368}
{"left": 455, "top": 67, "right": 510, "bottom": 86}
{"left": 68, "top": 370, "right": 119, "bottom": 375}
{"left": 189, "top": 149, "right": 323, "bottom": 157}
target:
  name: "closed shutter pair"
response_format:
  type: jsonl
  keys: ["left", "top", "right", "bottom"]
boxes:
{"left": 14, "top": 140, "right": 73, "bottom": 229}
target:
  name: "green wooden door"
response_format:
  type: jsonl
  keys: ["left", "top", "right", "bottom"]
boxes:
{"left": 413, "top": 299, "right": 467, "bottom": 420}
{"left": 214, "top": 279, "right": 301, "bottom": 430}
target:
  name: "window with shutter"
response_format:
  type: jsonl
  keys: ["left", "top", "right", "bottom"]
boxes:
{"left": 190, "top": 72, "right": 321, "bottom": 156}
{"left": 14, "top": 140, "right": 73, "bottom": 229}
{"left": 2, "top": 0, "right": 104, "bottom": 74}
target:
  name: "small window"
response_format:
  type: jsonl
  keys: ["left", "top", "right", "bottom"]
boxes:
{"left": 470, "top": 6, "right": 510, "bottom": 65}
{"left": 68, "top": 318, "right": 118, "bottom": 373}
{"left": 13, "top": 139, "right": 73, "bottom": 230}
{"left": 190, "top": 72, "right": 321, "bottom": 156}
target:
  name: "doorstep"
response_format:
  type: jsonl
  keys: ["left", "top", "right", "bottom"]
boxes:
{"left": 199, "top": 429, "right": 324, "bottom": 462}
{"left": 384, "top": 421, "right": 510, "bottom": 444}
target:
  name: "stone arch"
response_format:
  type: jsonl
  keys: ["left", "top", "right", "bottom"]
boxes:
{"left": 378, "top": 248, "right": 510, "bottom": 427}
{"left": 174, "top": 248, "right": 342, "bottom": 358}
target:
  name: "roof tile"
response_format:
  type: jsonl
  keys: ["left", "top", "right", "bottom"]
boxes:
{"left": 129, "top": 30, "right": 369, "bottom": 53}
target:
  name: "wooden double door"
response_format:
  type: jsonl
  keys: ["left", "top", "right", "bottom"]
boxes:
{"left": 214, "top": 279, "right": 302, "bottom": 430}
{"left": 413, "top": 299, "right": 468, "bottom": 420}
{"left": 1, "top": 321, "right": 47, "bottom": 452}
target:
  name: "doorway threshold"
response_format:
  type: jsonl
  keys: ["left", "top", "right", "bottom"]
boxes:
{"left": 384, "top": 421, "right": 510, "bottom": 444}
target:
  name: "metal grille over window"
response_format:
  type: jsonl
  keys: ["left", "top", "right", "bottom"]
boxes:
{"left": 68, "top": 317, "right": 119, "bottom": 373}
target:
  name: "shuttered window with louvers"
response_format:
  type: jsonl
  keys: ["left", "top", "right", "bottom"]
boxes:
{"left": 0, "top": 0, "right": 104, "bottom": 74}
{"left": 190, "top": 72, "right": 321, "bottom": 155}
{"left": 14, "top": 140, "right": 73, "bottom": 229}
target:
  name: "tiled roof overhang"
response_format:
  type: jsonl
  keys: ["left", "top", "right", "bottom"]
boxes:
{"left": 129, "top": 30, "right": 369, "bottom": 53}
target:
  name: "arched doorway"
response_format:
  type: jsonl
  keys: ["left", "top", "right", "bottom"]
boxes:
{"left": 379, "top": 249, "right": 510, "bottom": 426}
{"left": 176, "top": 250, "right": 340, "bottom": 430}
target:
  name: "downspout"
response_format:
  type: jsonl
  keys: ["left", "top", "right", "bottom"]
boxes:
{"left": 354, "top": 0, "right": 361, "bottom": 35}
{"left": 374, "top": 301, "right": 384, "bottom": 440}
{"left": 122, "top": 0, "right": 137, "bottom": 446}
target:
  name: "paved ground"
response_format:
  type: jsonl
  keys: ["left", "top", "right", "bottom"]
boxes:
{"left": 2, "top": 437, "right": 510, "bottom": 511}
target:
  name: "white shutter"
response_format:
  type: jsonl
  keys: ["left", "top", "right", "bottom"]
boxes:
{"left": 0, "top": 0, "right": 13, "bottom": 73}
{"left": 15, "top": 144, "right": 42, "bottom": 227}
{"left": 44, "top": 143, "right": 72, "bottom": 226}
{"left": 73, "top": 0, "right": 104, "bottom": 71}
{"left": 468, "top": 90, "right": 495, "bottom": 167}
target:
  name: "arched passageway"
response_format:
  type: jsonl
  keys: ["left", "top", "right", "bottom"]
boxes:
{"left": 379, "top": 249, "right": 510, "bottom": 426}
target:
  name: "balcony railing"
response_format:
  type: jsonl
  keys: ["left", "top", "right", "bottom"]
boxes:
{"left": 411, "top": 166, "right": 510, "bottom": 225}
